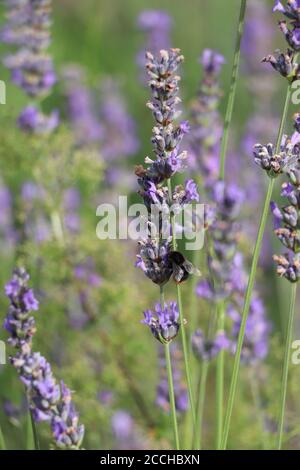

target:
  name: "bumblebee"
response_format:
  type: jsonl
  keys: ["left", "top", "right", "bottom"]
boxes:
{"left": 167, "top": 251, "right": 201, "bottom": 284}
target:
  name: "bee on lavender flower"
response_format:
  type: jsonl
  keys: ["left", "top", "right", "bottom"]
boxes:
{"left": 167, "top": 251, "right": 201, "bottom": 284}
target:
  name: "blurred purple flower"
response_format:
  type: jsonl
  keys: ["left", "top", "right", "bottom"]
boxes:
{"left": 3, "top": 267, "right": 84, "bottom": 449}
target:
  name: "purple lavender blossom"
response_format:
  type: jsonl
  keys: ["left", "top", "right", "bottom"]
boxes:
{"left": 1, "top": 0, "right": 59, "bottom": 132}
{"left": 3, "top": 268, "right": 84, "bottom": 449}
{"left": 137, "top": 10, "right": 172, "bottom": 81}
{"left": 51, "top": 382, "right": 85, "bottom": 449}
{"left": 187, "top": 50, "right": 225, "bottom": 181}
{"left": 0, "top": 182, "right": 15, "bottom": 247}
{"left": 196, "top": 182, "right": 245, "bottom": 301}
{"left": 99, "top": 79, "right": 139, "bottom": 162}
{"left": 1, "top": 0, "right": 56, "bottom": 97}
{"left": 192, "top": 329, "right": 230, "bottom": 362}
{"left": 142, "top": 301, "right": 180, "bottom": 343}
{"left": 111, "top": 410, "right": 134, "bottom": 441}
{"left": 271, "top": 154, "right": 300, "bottom": 281}
{"left": 111, "top": 411, "right": 146, "bottom": 450}
{"left": 63, "top": 188, "right": 81, "bottom": 234}
{"left": 273, "top": 1, "right": 300, "bottom": 21}
{"left": 20, "top": 181, "right": 51, "bottom": 244}
{"left": 253, "top": 133, "right": 300, "bottom": 177}
{"left": 228, "top": 296, "right": 271, "bottom": 364}
{"left": 18, "top": 106, "right": 59, "bottom": 134}
{"left": 262, "top": 49, "right": 299, "bottom": 80}
{"left": 62, "top": 65, "right": 103, "bottom": 145}
{"left": 136, "top": 238, "right": 173, "bottom": 286}
{"left": 136, "top": 49, "right": 200, "bottom": 286}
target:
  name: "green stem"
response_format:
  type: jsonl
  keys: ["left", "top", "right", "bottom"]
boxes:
{"left": 50, "top": 210, "right": 65, "bottom": 247}
{"left": 165, "top": 342, "right": 181, "bottom": 450}
{"left": 221, "top": 83, "right": 293, "bottom": 450}
{"left": 26, "top": 410, "right": 34, "bottom": 450}
{"left": 29, "top": 410, "right": 40, "bottom": 450}
{"left": 216, "top": 301, "right": 225, "bottom": 449}
{"left": 160, "top": 286, "right": 180, "bottom": 450}
{"left": 194, "top": 361, "right": 209, "bottom": 450}
{"left": 0, "top": 423, "right": 6, "bottom": 450}
{"left": 219, "top": 0, "right": 247, "bottom": 180}
{"left": 167, "top": 179, "right": 197, "bottom": 430}
{"left": 277, "top": 283, "right": 297, "bottom": 450}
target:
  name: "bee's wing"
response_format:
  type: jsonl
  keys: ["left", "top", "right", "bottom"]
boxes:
{"left": 282, "top": 155, "right": 300, "bottom": 173}
{"left": 183, "top": 260, "right": 201, "bottom": 277}
{"left": 172, "top": 263, "right": 184, "bottom": 283}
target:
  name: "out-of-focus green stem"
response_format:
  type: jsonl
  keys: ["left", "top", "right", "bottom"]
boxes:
{"left": 219, "top": 0, "right": 247, "bottom": 180}
{"left": 167, "top": 179, "right": 196, "bottom": 431}
{"left": 50, "top": 210, "right": 65, "bottom": 247}
{"left": 214, "top": 0, "right": 247, "bottom": 448}
{"left": 0, "top": 423, "right": 6, "bottom": 450}
{"left": 26, "top": 409, "right": 39, "bottom": 450}
{"left": 221, "top": 82, "right": 293, "bottom": 450}
{"left": 277, "top": 283, "right": 297, "bottom": 450}
{"left": 160, "top": 286, "right": 180, "bottom": 450}
{"left": 216, "top": 301, "right": 225, "bottom": 449}
{"left": 165, "top": 343, "right": 180, "bottom": 450}
{"left": 194, "top": 360, "right": 209, "bottom": 450}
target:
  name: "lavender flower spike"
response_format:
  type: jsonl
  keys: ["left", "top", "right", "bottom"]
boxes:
{"left": 142, "top": 301, "right": 180, "bottom": 343}
{"left": 1, "top": 0, "right": 59, "bottom": 132}
{"left": 137, "top": 10, "right": 172, "bottom": 81}
{"left": 3, "top": 268, "right": 84, "bottom": 449}
{"left": 273, "top": 1, "right": 300, "bottom": 21}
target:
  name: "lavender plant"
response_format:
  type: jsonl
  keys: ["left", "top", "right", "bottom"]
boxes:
{"left": 0, "top": 0, "right": 59, "bottom": 133}
{"left": 187, "top": 49, "right": 225, "bottom": 184}
{"left": 136, "top": 10, "right": 172, "bottom": 82}
{"left": 222, "top": 0, "right": 300, "bottom": 449}
{"left": 136, "top": 48, "right": 201, "bottom": 448}
{"left": 189, "top": 0, "right": 247, "bottom": 449}
{"left": 3, "top": 267, "right": 84, "bottom": 449}
{"left": 270, "top": 114, "right": 300, "bottom": 448}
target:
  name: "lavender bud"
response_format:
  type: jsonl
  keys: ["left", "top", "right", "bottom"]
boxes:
{"left": 142, "top": 301, "right": 180, "bottom": 344}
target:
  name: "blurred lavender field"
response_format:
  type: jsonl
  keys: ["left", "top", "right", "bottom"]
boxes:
{"left": 0, "top": 0, "right": 300, "bottom": 451}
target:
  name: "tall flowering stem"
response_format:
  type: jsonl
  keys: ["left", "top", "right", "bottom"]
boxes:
{"left": 136, "top": 49, "right": 200, "bottom": 441}
{"left": 216, "top": 0, "right": 247, "bottom": 442}
{"left": 221, "top": 87, "right": 290, "bottom": 450}
{"left": 0, "top": 0, "right": 59, "bottom": 133}
{"left": 160, "top": 286, "right": 181, "bottom": 450}
{"left": 0, "top": 426, "right": 6, "bottom": 450}
{"left": 271, "top": 117, "right": 300, "bottom": 447}
{"left": 187, "top": 49, "right": 225, "bottom": 449}
{"left": 3, "top": 268, "right": 85, "bottom": 450}
{"left": 222, "top": 0, "right": 300, "bottom": 446}
{"left": 219, "top": 0, "right": 247, "bottom": 180}
{"left": 277, "top": 284, "right": 297, "bottom": 448}
{"left": 167, "top": 178, "right": 197, "bottom": 429}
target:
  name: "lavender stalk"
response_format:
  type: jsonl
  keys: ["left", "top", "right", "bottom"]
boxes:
{"left": 216, "top": 1, "right": 247, "bottom": 441}
{"left": 277, "top": 283, "right": 297, "bottom": 448}
{"left": 136, "top": 49, "right": 200, "bottom": 439}
{"left": 160, "top": 285, "right": 180, "bottom": 449}
{"left": 271, "top": 115, "right": 300, "bottom": 448}
{"left": 0, "top": 426, "right": 6, "bottom": 450}
{"left": 222, "top": 0, "right": 300, "bottom": 442}
{"left": 167, "top": 177, "right": 197, "bottom": 428}
{"left": 219, "top": 0, "right": 247, "bottom": 179}
{"left": 3, "top": 268, "right": 85, "bottom": 450}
